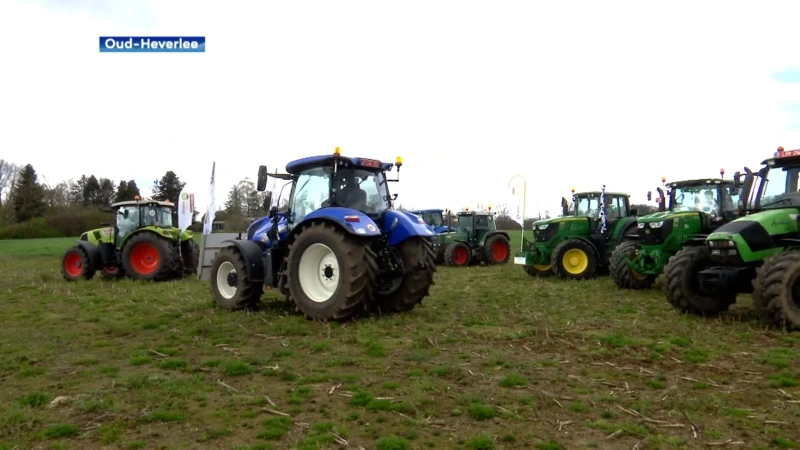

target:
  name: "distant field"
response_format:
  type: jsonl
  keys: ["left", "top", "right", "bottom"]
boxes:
{"left": 0, "top": 235, "right": 798, "bottom": 449}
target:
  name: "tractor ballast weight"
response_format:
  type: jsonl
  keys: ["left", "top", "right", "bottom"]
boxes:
{"left": 514, "top": 187, "right": 638, "bottom": 279}
{"left": 663, "top": 147, "right": 800, "bottom": 330}
{"left": 408, "top": 209, "right": 455, "bottom": 234}
{"left": 609, "top": 171, "right": 745, "bottom": 290}
{"left": 61, "top": 198, "right": 199, "bottom": 282}
{"left": 430, "top": 208, "right": 511, "bottom": 267}
{"left": 209, "top": 149, "right": 438, "bottom": 321}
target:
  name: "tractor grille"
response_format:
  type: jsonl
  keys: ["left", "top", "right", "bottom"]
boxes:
{"left": 534, "top": 224, "right": 559, "bottom": 242}
{"left": 638, "top": 219, "right": 673, "bottom": 245}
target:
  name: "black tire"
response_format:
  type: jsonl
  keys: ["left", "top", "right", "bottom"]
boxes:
{"left": 609, "top": 241, "right": 657, "bottom": 290}
{"left": 121, "top": 233, "right": 176, "bottom": 281}
{"left": 181, "top": 239, "right": 200, "bottom": 276}
{"left": 444, "top": 242, "right": 471, "bottom": 267}
{"left": 434, "top": 244, "right": 446, "bottom": 265}
{"left": 752, "top": 250, "right": 800, "bottom": 330}
{"left": 663, "top": 246, "right": 735, "bottom": 315}
{"left": 483, "top": 234, "right": 511, "bottom": 265}
{"left": 285, "top": 222, "right": 377, "bottom": 321}
{"left": 524, "top": 264, "right": 552, "bottom": 277}
{"left": 210, "top": 246, "right": 263, "bottom": 310}
{"left": 61, "top": 246, "right": 96, "bottom": 281}
{"left": 375, "top": 237, "right": 437, "bottom": 313}
{"left": 551, "top": 239, "right": 597, "bottom": 280}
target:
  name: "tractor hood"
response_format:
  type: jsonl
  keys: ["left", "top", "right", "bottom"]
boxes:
{"left": 638, "top": 210, "right": 706, "bottom": 223}
{"left": 532, "top": 216, "right": 586, "bottom": 228}
{"left": 708, "top": 208, "right": 800, "bottom": 241}
{"left": 79, "top": 227, "right": 114, "bottom": 245}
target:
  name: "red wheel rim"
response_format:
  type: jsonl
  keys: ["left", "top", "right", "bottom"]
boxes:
{"left": 103, "top": 266, "right": 119, "bottom": 275}
{"left": 64, "top": 252, "right": 83, "bottom": 276}
{"left": 492, "top": 240, "right": 508, "bottom": 262}
{"left": 129, "top": 243, "right": 160, "bottom": 275}
{"left": 453, "top": 247, "right": 468, "bottom": 265}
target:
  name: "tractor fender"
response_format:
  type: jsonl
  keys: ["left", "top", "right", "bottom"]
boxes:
{"left": 75, "top": 240, "right": 102, "bottom": 270}
{"left": 382, "top": 210, "right": 435, "bottom": 246}
{"left": 220, "top": 239, "right": 266, "bottom": 282}
{"left": 565, "top": 236, "right": 602, "bottom": 261}
{"left": 480, "top": 230, "right": 510, "bottom": 245}
{"left": 300, "top": 207, "right": 382, "bottom": 238}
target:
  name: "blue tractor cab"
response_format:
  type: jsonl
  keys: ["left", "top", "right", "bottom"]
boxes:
{"left": 210, "top": 147, "right": 438, "bottom": 321}
{"left": 408, "top": 209, "right": 455, "bottom": 234}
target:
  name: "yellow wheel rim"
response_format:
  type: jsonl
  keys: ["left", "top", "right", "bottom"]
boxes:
{"left": 631, "top": 269, "right": 647, "bottom": 280}
{"left": 533, "top": 264, "right": 552, "bottom": 271}
{"left": 562, "top": 249, "right": 589, "bottom": 275}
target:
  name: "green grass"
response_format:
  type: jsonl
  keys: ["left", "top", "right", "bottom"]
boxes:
{"left": 1, "top": 235, "right": 799, "bottom": 448}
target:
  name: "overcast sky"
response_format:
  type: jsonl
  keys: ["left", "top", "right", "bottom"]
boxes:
{"left": 3, "top": 0, "right": 800, "bottom": 217}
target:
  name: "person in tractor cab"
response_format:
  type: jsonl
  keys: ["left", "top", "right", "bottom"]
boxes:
{"left": 336, "top": 172, "right": 368, "bottom": 211}
{"left": 699, "top": 189, "right": 718, "bottom": 214}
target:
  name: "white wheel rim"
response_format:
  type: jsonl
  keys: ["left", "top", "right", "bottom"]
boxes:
{"left": 298, "top": 243, "right": 340, "bottom": 303}
{"left": 216, "top": 261, "right": 237, "bottom": 299}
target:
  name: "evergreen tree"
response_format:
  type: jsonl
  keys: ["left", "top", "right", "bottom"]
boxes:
{"left": 70, "top": 175, "right": 88, "bottom": 206}
{"left": 152, "top": 171, "right": 185, "bottom": 204}
{"left": 126, "top": 180, "right": 140, "bottom": 199}
{"left": 84, "top": 175, "right": 101, "bottom": 206}
{"left": 12, "top": 164, "right": 46, "bottom": 222}
{"left": 97, "top": 178, "right": 116, "bottom": 206}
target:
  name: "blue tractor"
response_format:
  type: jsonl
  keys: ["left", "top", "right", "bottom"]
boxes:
{"left": 408, "top": 209, "right": 455, "bottom": 234}
{"left": 210, "top": 148, "right": 438, "bottom": 321}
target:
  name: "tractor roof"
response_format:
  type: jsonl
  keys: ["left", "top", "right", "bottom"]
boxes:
{"left": 765, "top": 147, "right": 800, "bottom": 168}
{"left": 666, "top": 178, "right": 732, "bottom": 188}
{"left": 457, "top": 211, "right": 494, "bottom": 216}
{"left": 111, "top": 200, "right": 174, "bottom": 208}
{"left": 575, "top": 191, "right": 628, "bottom": 197}
{"left": 409, "top": 209, "right": 443, "bottom": 214}
{"left": 286, "top": 155, "right": 396, "bottom": 175}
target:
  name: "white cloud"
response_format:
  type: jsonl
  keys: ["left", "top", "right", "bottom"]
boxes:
{"left": 2, "top": 0, "right": 800, "bottom": 219}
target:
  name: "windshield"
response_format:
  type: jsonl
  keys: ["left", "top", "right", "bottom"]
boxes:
{"left": 455, "top": 215, "right": 473, "bottom": 231}
{"left": 291, "top": 166, "right": 392, "bottom": 222}
{"left": 573, "top": 195, "right": 600, "bottom": 217}
{"left": 425, "top": 212, "right": 443, "bottom": 228}
{"left": 140, "top": 205, "right": 173, "bottom": 227}
{"left": 671, "top": 185, "right": 721, "bottom": 214}
{"left": 759, "top": 166, "right": 800, "bottom": 206}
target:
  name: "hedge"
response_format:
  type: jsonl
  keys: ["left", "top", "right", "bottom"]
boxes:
{"left": 0, "top": 208, "right": 113, "bottom": 240}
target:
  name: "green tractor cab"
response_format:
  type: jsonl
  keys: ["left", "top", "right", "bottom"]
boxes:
{"left": 514, "top": 188, "right": 638, "bottom": 279}
{"left": 431, "top": 208, "right": 511, "bottom": 266}
{"left": 663, "top": 146, "right": 800, "bottom": 329}
{"left": 609, "top": 171, "right": 744, "bottom": 290}
{"left": 61, "top": 197, "right": 198, "bottom": 282}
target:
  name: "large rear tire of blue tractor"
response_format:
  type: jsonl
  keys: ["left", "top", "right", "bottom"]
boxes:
{"left": 285, "top": 222, "right": 377, "bottom": 321}
{"left": 374, "top": 237, "right": 437, "bottom": 313}
{"left": 752, "top": 250, "right": 800, "bottom": 331}
{"left": 663, "top": 246, "right": 735, "bottom": 315}
{"left": 211, "top": 246, "right": 264, "bottom": 310}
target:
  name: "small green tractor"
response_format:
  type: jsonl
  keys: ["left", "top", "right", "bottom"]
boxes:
{"left": 609, "top": 171, "right": 743, "bottom": 289}
{"left": 61, "top": 197, "right": 199, "bottom": 282}
{"left": 663, "top": 146, "right": 800, "bottom": 329}
{"left": 431, "top": 208, "right": 511, "bottom": 267}
{"left": 514, "top": 187, "right": 638, "bottom": 279}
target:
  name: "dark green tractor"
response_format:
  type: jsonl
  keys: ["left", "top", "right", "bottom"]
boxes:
{"left": 513, "top": 187, "right": 638, "bottom": 279}
{"left": 609, "top": 171, "right": 744, "bottom": 290}
{"left": 663, "top": 146, "right": 800, "bottom": 329}
{"left": 431, "top": 208, "right": 511, "bottom": 267}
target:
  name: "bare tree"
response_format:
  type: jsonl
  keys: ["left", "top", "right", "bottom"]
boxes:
{"left": 0, "top": 159, "right": 21, "bottom": 207}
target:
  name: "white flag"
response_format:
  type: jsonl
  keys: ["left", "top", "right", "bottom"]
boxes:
{"left": 509, "top": 184, "right": 524, "bottom": 228}
{"left": 177, "top": 187, "right": 195, "bottom": 232}
{"left": 203, "top": 162, "right": 216, "bottom": 235}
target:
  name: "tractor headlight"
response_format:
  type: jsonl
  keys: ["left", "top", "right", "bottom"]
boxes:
{"left": 708, "top": 240, "right": 736, "bottom": 248}
{"left": 637, "top": 222, "right": 645, "bottom": 229}
{"left": 537, "top": 224, "right": 549, "bottom": 230}
{"left": 649, "top": 221, "right": 664, "bottom": 228}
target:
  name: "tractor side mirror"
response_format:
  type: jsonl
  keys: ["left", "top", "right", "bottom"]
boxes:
{"left": 561, "top": 197, "right": 569, "bottom": 216}
{"left": 121, "top": 210, "right": 129, "bottom": 219}
{"left": 257, "top": 165, "right": 268, "bottom": 192}
{"left": 732, "top": 170, "right": 741, "bottom": 193}
{"left": 630, "top": 208, "right": 638, "bottom": 217}
{"left": 264, "top": 192, "right": 272, "bottom": 210}
{"left": 269, "top": 206, "right": 277, "bottom": 218}
{"left": 647, "top": 191, "right": 652, "bottom": 201}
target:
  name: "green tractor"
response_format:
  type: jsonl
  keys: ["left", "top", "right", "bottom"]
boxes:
{"left": 513, "top": 187, "right": 638, "bottom": 279}
{"left": 609, "top": 171, "right": 744, "bottom": 289}
{"left": 663, "top": 146, "right": 800, "bottom": 329}
{"left": 431, "top": 207, "right": 511, "bottom": 267}
{"left": 61, "top": 197, "right": 199, "bottom": 282}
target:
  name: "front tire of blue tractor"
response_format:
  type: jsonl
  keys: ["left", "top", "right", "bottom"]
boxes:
{"left": 211, "top": 246, "right": 263, "bottom": 310}
{"left": 609, "top": 241, "right": 656, "bottom": 290}
{"left": 663, "top": 246, "right": 735, "bottom": 315}
{"left": 752, "top": 250, "right": 800, "bottom": 330}
{"left": 285, "top": 222, "right": 377, "bottom": 321}
{"left": 375, "top": 237, "right": 437, "bottom": 313}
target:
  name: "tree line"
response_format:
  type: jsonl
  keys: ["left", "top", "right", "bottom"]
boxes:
{"left": 0, "top": 158, "right": 190, "bottom": 239}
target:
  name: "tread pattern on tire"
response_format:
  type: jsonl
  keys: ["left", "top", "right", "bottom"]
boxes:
{"left": 444, "top": 242, "right": 470, "bottom": 267}
{"left": 662, "top": 245, "right": 734, "bottom": 315}
{"left": 375, "top": 237, "right": 437, "bottom": 313}
{"left": 211, "top": 246, "right": 263, "bottom": 310}
{"left": 752, "top": 250, "right": 800, "bottom": 330}
{"left": 609, "top": 240, "right": 656, "bottom": 290}
{"left": 551, "top": 239, "right": 597, "bottom": 280}
{"left": 483, "top": 234, "right": 510, "bottom": 265}
{"left": 61, "top": 246, "right": 96, "bottom": 281}
{"left": 121, "top": 233, "right": 177, "bottom": 281}
{"left": 285, "top": 221, "right": 377, "bottom": 321}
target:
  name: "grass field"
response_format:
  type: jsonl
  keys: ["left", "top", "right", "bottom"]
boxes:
{"left": 1, "top": 233, "right": 799, "bottom": 450}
